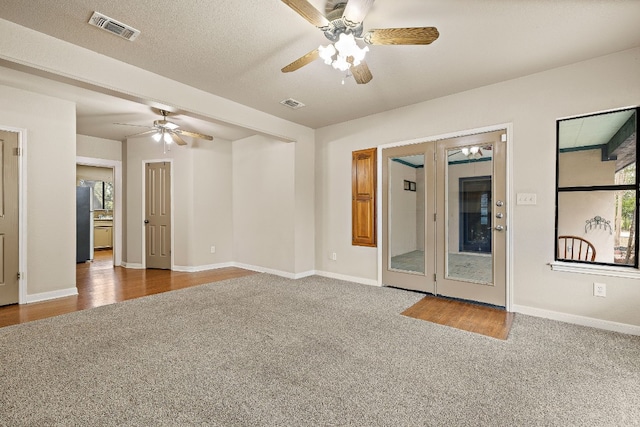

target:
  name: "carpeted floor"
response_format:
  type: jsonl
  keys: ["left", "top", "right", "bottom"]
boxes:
{"left": 1, "top": 274, "right": 638, "bottom": 426}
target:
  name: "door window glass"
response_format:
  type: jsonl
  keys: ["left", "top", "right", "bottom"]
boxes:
{"left": 389, "top": 155, "right": 425, "bottom": 274}
{"left": 446, "top": 145, "right": 494, "bottom": 283}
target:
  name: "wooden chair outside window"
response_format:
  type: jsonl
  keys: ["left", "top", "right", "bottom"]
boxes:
{"left": 557, "top": 235, "right": 596, "bottom": 261}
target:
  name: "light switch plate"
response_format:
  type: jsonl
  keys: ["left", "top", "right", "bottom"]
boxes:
{"left": 516, "top": 193, "right": 537, "bottom": 205}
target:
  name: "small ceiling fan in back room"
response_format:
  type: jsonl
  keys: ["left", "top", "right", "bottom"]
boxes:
{"left": 118, "top": 109, "right": 214, "bottom": 153}
{"left": 280, "top": 0, "right": 440, "bottom": 84}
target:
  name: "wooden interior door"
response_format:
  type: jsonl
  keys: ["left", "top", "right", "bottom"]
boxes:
{"left": 145, "top": 162, "right": 171, "bottom": 269}
{"left": 0, "top": 130, "right": 20, "bottom": 306}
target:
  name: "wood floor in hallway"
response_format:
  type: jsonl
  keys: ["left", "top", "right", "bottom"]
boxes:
{"left": 0, "top": 250, "right": 257, "bottom": 328}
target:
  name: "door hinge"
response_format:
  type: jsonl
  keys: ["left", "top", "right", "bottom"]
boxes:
{"left": 433, "top": 273, "right": 437, "bottom": 282}
{"left": 434, "top": 213, "right": 437, "bottom": 222}
{"left": 433, "top": 152, "right": 436, "bottom": 161}
{"left": 14, "top": 147, "right": 21, "bottom": 156}
{"left": 17, "top": 272, "right": 22, "bottom": 279}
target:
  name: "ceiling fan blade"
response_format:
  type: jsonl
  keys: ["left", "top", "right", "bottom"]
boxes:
{"left": 175, "top": 129, "right": 214, "bottom": 141}
{"left": 281, "top": 0, "right": 329, "bottom": 28}
{"left": 351, "top": 61, "right": 373, "bottom": 84}
{"left": 114, "top": 123, "right": 153, "bottom": 129}
{"left": 282, "top": 48, "right": 320, "bottom": 73}
{"left": 343, "top": 0, "right": 375, "bottom": 28}
{"left": 126, "top": 129, "right": 158, "bottom": 139}
{"left": 170, "top": 132, "right": 187, "bottom": 146}
{"left": 363, "top": 27, "right": 440, "bottom": 45}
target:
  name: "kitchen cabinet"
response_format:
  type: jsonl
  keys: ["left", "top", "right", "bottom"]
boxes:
{"left": 94, "top": 220, "right": 113, "bottom": 249}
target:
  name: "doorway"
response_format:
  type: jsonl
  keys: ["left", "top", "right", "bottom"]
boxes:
{"left": 382, "top": 129, "right": 508, "bottom": 307}
{"left": 76, "top": 156, "right": 123, "bottom": 268}
{"left": 144, "top": 161, "right": 172, "bottom": 269}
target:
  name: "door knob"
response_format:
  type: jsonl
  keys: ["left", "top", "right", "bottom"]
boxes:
{"left": 495, "top": 225, "right": 505, "bottom": 231}
{"left": 144, "top": 220, "right": 149, "bottom": 224}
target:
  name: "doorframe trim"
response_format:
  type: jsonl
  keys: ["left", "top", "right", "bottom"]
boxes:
{"left": 76, "top": 156, "right": 123, "bottom": 267}
{"left": 141, "top": 159, "right": 174, "bottom": 270}
{"left": 376, "top": 123, "right": 514, "bottom": 311}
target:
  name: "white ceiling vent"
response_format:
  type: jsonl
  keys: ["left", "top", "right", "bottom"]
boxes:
{"left": 280, "top": 98, "right": 306, "bottom": 109}
{"left": 88, "top": 12, "right": 140, "bottom": 41}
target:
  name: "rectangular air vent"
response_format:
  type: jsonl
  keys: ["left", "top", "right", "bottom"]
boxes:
{"left": 88, "top": 12, "right": 140, "bottom": 41}
{"left": 280, "top": 98, "right": 306, "bottom": 109}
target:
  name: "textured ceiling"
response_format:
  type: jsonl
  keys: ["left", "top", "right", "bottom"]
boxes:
{"left": 1, "top": 0, "right": 639, "bottom": 141}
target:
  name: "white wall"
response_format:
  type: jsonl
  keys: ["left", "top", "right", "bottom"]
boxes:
{"left": 0, "top": 84, "right": 76, "bottom": 297}
{"left": 315, "top": 47, "right": 640, "bottom": 327}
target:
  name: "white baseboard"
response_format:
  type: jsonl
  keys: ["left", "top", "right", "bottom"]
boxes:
{"left": 121, "top": 262, "right": 144, "bottom": 269}
{"left": 315, "top": 270, "right": 380, "bottom": 287}
{"left": 512, "top": 304, "right": 640, "bottom": 336}
{"left": 173, "top": 262, "right": 234, "bottom": 273}
{"left": 25, "top": 287, "right": 78, "bottom": 304}
{"left": 232, "top": 263, "right": 299, "bottom": 279}
{"left": 292, "top": 270, "right": 316, "bottom": 279}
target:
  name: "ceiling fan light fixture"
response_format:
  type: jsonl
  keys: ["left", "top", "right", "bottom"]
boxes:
{"left": 152, "top": 132, "right": 162, "bottom": 142}
{"left": 320, "top": 33, "right": 369, "bottom": 72}
{"left": 318, "top": 44, "right": 337, "bottom": 64}
{"left": 332, "top": 54, "right": 350, "bottom": 71}
{"left": 154, "top": 119, "right": 179, "bottom": 130}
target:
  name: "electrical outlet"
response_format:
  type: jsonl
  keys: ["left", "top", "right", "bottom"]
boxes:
{"left": 593, "top": 282, "right": 606, "bottom": 297}
{"left": 210, "top": 246, "right": 216, "bottom": 254}
{"left": 330, "top": 252, "right": 337, "bottom": 261}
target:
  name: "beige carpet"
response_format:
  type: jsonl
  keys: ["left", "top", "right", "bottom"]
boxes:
{"left": 0, "top": 274, "right": 638, "bottom": 425}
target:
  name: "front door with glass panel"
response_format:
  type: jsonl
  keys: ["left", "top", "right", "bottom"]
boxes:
{"left": 382, "top": 130, "right": 507, "bottom": 307}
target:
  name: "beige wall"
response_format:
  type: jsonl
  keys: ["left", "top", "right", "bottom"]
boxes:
{"left": 123, "top": 136, "right": 234, "bottom": 268}
{"left": 316, "top": 47, "right": 640, "bottom": 327}
{"left": 232, "top": 135, "right": 296, "bottom": 273}
{"left": 0, "top": 84, "right": 76, "bottom": 296}
{"left": 76, "top": 135, "right": 122, "bottom": 161}
{"left": 389, "top": 161, "right": 418, "bottom": 257}
{"left": 76, "top": 165, "right": 113, "bottom": 183}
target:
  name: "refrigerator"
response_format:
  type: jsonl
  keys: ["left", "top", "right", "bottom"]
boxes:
{"left": 76, "top": 186, "right": 94, "bottom": 263}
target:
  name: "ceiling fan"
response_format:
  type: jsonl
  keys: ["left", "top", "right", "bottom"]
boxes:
{"left": 280, "top": 0, "right": 440, "bottom": 84}
{"left": 122, "top": 109, "right": 214, "bottom": 146}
